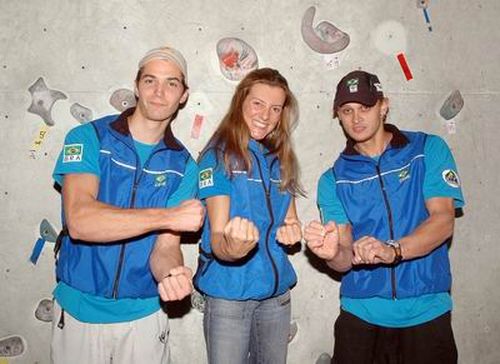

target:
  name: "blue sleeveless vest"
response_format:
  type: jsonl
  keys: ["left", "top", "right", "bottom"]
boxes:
{"left": 334, "top": 127, "right": 451, "bottom": 299}
{"left": 56, "top": 111, "right": 190, "bottom": 299}
{"left": 195, "top": 141, "right": 297, "bottom": 300}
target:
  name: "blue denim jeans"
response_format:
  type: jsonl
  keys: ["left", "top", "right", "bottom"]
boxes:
{"left": 203, "top": 291, "right": 291, "bottom": 364}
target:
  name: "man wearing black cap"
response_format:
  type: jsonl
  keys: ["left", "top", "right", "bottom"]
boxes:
{"left": 50, "top": 46, "right": 204, "bottom": 363}
{"left": 305, "top": 70, "right": 464, "bottom": 363}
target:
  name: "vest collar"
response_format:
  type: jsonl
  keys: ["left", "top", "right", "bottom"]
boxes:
{"left": 248, "top": 139, "right": 270, "bottom": 154}
{"left": 110, "top": 107, "right": 183, "bottom": 151}
{"left": 343, "top": 124, "right": 409, "bottom": 156}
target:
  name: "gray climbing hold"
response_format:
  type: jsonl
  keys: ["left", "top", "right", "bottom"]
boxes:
{"left": 315, "top": 352, "right": 332, "bottom": 364}
{"left": 109, "top": 88, "right": 136, "bottom": 112}
{"left": 34, "top": 298, "right": 54, "bottom": 322}
{"left": 288, "top": 321, "right": 298, "bottom": 343}
{"left": 40, "top": 219, "right": 58, "bottom": 243}
{"left": 439, "top": 90, "right": 464, "bottom": 120}
{"left": 416, "top": 0, "right": 430, "bottom": 9}
{"left": 0, "top": 335, "right": 26, "bottom": 357}
{"left": 191, "top": 289, "right": 205, "bottom": 313}
{"left": 70, "top": 103, "right": 93, "bottom": 124}
{"left": 27, "top": 77, "right": 67, "bottom": 126}
{"left": 301, "top": 6, "right": 350, "bottom": 54}
{"left": 216, "top": 37, "right": 258, "bottom": 81}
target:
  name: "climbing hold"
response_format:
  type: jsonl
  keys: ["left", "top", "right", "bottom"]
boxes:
{"left": 301, "top": 6, "right": 350, "bottom": 54}
{"left": 40, "top": 219, "right": 58, "bottom": 243}
{"left": 216, "top": 37, "right": 258, "bottom": 81}
{"left": 27, "top": 77, "right": 67, "bottom": 126}
{"left": 34, "top": 298, "right": 54, "bottom": 322}
{"left": 371, "top": 20, "right": 407, "bottom": 56}
{"left": 315, "top": 352, "right": 332, "bottom": 364}
{"left": 440, "top": 90, "right": 464, "bottom": 120}
{"left": 0, "top": 335, "right": 25, "bottom": 357}
{"left": 416, "top": 0, "right": 430, "bottom": 9}
{"left": 109, "top": 88, "right": 136, "bottom": 112}
{"left": 70, "top": 103, "right": 93, "bottom": 124}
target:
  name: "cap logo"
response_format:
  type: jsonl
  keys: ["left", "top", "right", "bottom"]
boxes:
{"left": 374, "top": 82, "right": 383, "bottom": 92}
{"left": 346, "top": 78, "right": 359, "bottom": 93}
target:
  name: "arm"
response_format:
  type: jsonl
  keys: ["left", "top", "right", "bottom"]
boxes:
{"left": 150, "top": 231, "right": 192, "bottom": 301}
{"left": 305, "top": 169, "right": 354, "bottom": 272}
{"left": 205, "top": 195, "right": 259, "bottom": 262}
{"left": 276, "top": 198, "right": 303, "bottom": 246}
{"left": 399, "top": 197, "right": 455, "bottom": 260}
{"left": 62, "top": 173, "right": 204, "bottom": 242}
{"left": 305, "top": 221, "right": 353, "bottom": 272}
{"left": 351, "top": 197, "right": 455, "bottom": 265}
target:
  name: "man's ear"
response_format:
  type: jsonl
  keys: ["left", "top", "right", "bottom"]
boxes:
{"left": 134, "top": 82, "right": 139, "bottom": 98}
{"left": 180, "top": 89, "right": 189, "bottom": 105}
{"left": 380, "top": 97, "right": 389, "bottom": 114}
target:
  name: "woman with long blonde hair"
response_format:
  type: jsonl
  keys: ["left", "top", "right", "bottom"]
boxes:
{"left": 194, "top": 68, "right": 304, "bottom": 364}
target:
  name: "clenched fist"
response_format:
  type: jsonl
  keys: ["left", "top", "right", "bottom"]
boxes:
{"left": 277, "top": 217, "right": 302, "bottom": 246}
{"left": 305, "top": 220, "right": 340, "bottom": 261}
{"left": 168, "top": 199, "right": 205, "bottom": 232}
{"left": 158, "top": 266, "right": 193, "bottom": 302}
{"left": 223, "top": 217, "right": 260, "bottom": 259}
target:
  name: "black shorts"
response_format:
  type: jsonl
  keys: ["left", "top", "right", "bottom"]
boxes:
{"left": 332, "top": 310, "right": 457, "bottom": 364}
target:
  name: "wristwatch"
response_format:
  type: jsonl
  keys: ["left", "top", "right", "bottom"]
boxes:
{"left": 387, "top": 240, "right": 403, "bottom": 265}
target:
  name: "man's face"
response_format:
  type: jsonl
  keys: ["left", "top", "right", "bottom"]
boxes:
{"left": 336, "top": 99, "right": 388, "bottom": 144}
{"left": 134, "top": 59, "right": 188, "bottom": 123}
{"left": 242, "top": 83, "right": 286, "bottom": 141}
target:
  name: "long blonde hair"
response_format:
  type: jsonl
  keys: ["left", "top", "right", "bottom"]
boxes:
{"left": 202, "top": 68, "right": 305, "bottom": 196}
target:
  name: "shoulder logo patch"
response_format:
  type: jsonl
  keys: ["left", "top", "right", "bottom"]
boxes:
{"left": 63, "top": 144, "right": 83, "bottom": 163}
{"left": 199, "top": 168, "right": 214, "bottom": 188}
{"left": 442, "top": 169, "right": 460, "bottom": 188}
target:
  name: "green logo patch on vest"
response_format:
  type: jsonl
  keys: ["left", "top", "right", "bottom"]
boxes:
{"left": 154, "top": 174, "right": 167, "bottom": 187}
{"left": 442, "top": 169, "right": 460, "bottom": 188}
{"left": 199, "top": 168, "right": 214, "bottom": 189}
{"left": 63, "top": 144, "right": 83, "bottom": 163}
{"left": 398, "top": 167, "right": 410, "bottom": 182}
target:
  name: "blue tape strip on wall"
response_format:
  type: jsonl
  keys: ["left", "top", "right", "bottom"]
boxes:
{"left": 30, "top": 237, "right": 46, "bottom": 265}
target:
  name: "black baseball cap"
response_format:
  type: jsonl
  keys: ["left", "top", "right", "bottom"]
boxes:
{"left": 333, "top": 70, "right": 384, "bottom": 115}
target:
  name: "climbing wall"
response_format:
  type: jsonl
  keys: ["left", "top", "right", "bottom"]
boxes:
{"left": 1, "top": 0, "right": 499, "bottom": 363}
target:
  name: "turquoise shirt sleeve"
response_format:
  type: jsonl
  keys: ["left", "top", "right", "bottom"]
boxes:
{"left": 198, "top": 149, "right": 231, "bottom": 200}
{"left": 317, "top": 169, "right": 349, "bottom": 224}
{"left": 423, "top": 135, "right": 465, "bottom": 208}
{"left": 52, "top": 123, "right": 100, "bottom": 186}
{"left": 166, "top": 157, "right": 199, "bottom": 207}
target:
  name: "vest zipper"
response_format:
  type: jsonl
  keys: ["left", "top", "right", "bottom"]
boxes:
{"left": 111, "top": 147, "right": 162, "bottom": 298}
{"left": 375, "top": 164, "right": 398, "bottom": 299}
{"left": 112, "top": 176, "right": 139, "bottom": 298}
{"left": 252, "top": 151, "right": 279, "bottom": 297}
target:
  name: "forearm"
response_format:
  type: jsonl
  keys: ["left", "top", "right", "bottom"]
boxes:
{"left": 326, "top": 244, "right": 353, "bottom": 272}
{"left": 400, "top": 212, "right": 454, "bottom": 260}
{"left": 65, "top": 200, "right": 175, "bottom": 243}
{"left": 210, "top": 232, "right": 241, "bottom": 262}
{"left": 150, "top": 238, "right": 184, "bottom": 282}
